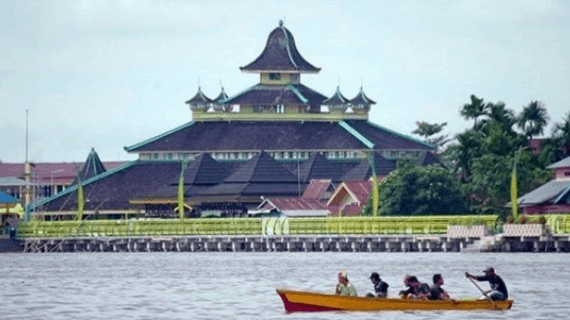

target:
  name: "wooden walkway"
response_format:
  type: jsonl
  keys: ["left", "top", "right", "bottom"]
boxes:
{"left": 15, "top": 234, "right": 570, "bottom": 253}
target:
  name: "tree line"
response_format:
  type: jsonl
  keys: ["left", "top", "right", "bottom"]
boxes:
{"left": 364, "top": 95, "right": 570, "bottom": 219}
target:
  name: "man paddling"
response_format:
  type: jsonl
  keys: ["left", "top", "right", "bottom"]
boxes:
{"left": 465, "top": 267, "right": 508, "bottom": 301}
{"left": 366, "top": 272, "right": 389, "bottom": 298}
{"left": 335, "top": 270, "right": 358, "bottom": 297}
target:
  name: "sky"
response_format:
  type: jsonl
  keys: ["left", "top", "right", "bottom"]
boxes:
{"left": 1, "top": 0, "right": 569, "bottom": 163}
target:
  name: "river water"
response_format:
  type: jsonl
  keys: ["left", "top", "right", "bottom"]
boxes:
{"left": 1, "top": 252, "right": 568, "bottom": 320}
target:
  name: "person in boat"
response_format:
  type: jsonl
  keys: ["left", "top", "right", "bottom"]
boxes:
{"left": 428, "top": 274, "right": 450, "bottom": 300}
{"left": 399, "top": 275, "right": 430, "bottom": 299}
{"left": 334, "top": 270, "right": 357, "bottom": 297}
{"left": 365, "top": 272, "right": 389, "bottom": 298}
{"left": 465, "top": 267, "right": 508, "bottom": 301}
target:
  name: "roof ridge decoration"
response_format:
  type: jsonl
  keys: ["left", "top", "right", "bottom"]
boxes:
{"left": 285, "top": 84, "right": 309, "bottom": 104}
{"left": 240, "top": 21, "right": 321, "bottom": 73}
{"left": 124, "top": 121, "right": 195, "bottom": 152}
{"left": 338, "top": 120, "right": 375, "bottom": 149}
{"left": 363, "top": 121, "right": 434, "bottom": 149}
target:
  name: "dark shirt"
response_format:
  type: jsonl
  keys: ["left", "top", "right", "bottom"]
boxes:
{"left": 400, "top": 283, "right": 430, "bottom": 297}
{"left": 415, "top": 283, "right": 430, "bottom": 296}
{"left": 374, "top": 281, "right": 389, "bottom": 297}
{"left": 429, "top": 284, "right": 447, "bottom": 300}
{"left": 474, "top": 274, "right": 508, "bottom": 298}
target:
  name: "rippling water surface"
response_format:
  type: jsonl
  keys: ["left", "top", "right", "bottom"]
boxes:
{"left": 1, "top": 252, "right": 568, "bottom": 319}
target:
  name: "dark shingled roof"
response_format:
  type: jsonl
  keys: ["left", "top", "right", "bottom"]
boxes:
{"left": 340, "top": 153, "right": 396, "bottom": 181}
{"left": 298, "top": 153, "right": 343, "bottom": 183}
{"left": 416, "top": 151, "right": 441, "bottom": 166}
{"left": 196, "top": 151, "right": 302, "bottom": 201}
{"left": 344, "top": 121, "right": 434, "bottom": 150}
{"left": 222, "top": 83, "right": 327, "bottom": 105}
{"left": 125, "top": 121, "right": 368, "bottom": 152}
{"left": 134, "top": 154, "right": 229, "bottom": 200}
{"left": 240, "top": 21, "right": 320, "bottom": 73}
{"left": 323, "top": 87, "right": 349, "bottom": 105}
{"left": 185, "top": 87, "right": 213, "bottom": 105}
{"left": 74, "top": 148, "right": 106, "bottom": 184}
{"left": 182, "top": 153, "right": 229, "bottom": 185}
{"left": 34, "top": 161, "right": 182, "bottom": 211}
{"left": 224, "top": 151, "right": 298, "bottom": 183}
{"left": 349, "top": 87, "right": 376, "bottom": 106}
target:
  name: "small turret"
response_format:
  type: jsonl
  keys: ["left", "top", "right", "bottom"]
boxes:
{"left": 185, "top": 87, "right": 213, "bottom": 112}
{"left": 349, "top": 87, "right": 376, "bottom": 114}
{"left": 212, "top": 87, "right": 229, "bottom": 112}
{"left": 323, "top": 87, "right": 349, "bottom": 113}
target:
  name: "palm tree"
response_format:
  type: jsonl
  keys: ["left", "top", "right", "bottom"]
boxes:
{"left": 460, "top": 95, "right": 488, "bottom": 127}
{"left": 517, "top": 101, "right": 549, "bottom": 144}
{"left": 447, "top": 130, "right": 483, "bottom": 180}
{"left": 481, "top": 102, "right": 516, "bottom": 134}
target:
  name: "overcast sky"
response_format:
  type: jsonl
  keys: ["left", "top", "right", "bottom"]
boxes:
{"left": 1, "top": 0, "right": 569, "bottom": 163}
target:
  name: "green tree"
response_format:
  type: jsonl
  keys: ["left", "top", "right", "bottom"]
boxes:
{"left": 412, "top": 121, "right": 450, "bottom": 154}
{"left": 517, "top": 101, "right": 549, "bottom": 144}
{"left": 445, "top": 130, "right": 483, "bottom": 180}
{"left": 365, "top": 163, "right": 468, "bottom": 216}
{"left": 460, "top": 94, "right": 488, "bottom": 127}
{"left": 467, "top": 150, "right": 551, "bottom": 216}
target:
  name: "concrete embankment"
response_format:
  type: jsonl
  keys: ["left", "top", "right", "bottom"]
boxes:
{"left": 13, "top": 234, "right": 570, "bottom": 253}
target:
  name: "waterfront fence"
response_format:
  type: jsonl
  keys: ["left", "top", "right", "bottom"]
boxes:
{"left": 16, "top": 215, "right": 507, "bottom": 238}
{"left": 16, "top": 214, "right": 570, "bottom": 238}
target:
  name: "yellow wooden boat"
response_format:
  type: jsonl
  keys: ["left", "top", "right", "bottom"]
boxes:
{"left": 276, "top": 286, "right": 513, "bottom": 312}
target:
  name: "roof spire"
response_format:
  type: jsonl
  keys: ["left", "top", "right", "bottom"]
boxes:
{"left": 279, "top": 19, "right": 283, "bottom": 27}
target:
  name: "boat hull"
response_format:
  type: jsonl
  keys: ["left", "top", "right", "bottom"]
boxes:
{"left": 276, "top": 286, "right": 513, "bottom": 312}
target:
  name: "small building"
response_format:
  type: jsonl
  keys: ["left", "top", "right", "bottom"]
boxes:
{"left": 255, "top": 179, "right": 335, "bottom": 218}
{"left": 327, "top": 181, "right": 373, "bottom": 216}
{"left": 518, "top": 156, "right": 570, "bottom": 214}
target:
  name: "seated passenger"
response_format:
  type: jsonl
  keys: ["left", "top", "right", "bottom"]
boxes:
{"left": 366, "top": 272, "right": 389, "bottom": 298}
{"left": 334, "top": 270, "right": 357, "bottom": 297}
{"left": 429, "top": 274, "right": 450, "bottom": 300}
{"left": 399, "top": 276, "right": 430, "bottom": 299}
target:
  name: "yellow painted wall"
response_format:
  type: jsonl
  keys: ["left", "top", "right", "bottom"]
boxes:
{"left": 260, "top": 73, "right": 299, "bottom": 85}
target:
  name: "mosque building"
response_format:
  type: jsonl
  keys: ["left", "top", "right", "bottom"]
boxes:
{"left": 32, "top": 21, "right": 435, "bottom": 218}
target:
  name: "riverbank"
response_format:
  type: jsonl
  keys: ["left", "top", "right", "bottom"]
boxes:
{"left": 11, "top": 233, "right": 570, "bottom": 253}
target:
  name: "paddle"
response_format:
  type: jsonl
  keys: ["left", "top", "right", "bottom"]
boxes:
{"left": 467, "top": 276, "right": 503, "bottom": 311}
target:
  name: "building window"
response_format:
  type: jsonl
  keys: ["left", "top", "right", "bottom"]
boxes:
{"left": 269, "top": 73, "right": 281, "bottom": 80}
{"left": 253, "top": 105, "right": 263, "bottom": 113}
